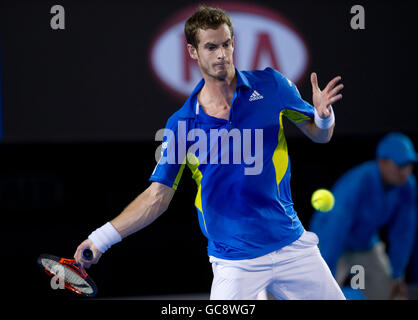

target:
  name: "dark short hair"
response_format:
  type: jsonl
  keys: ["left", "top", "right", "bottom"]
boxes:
{"left": 184, "top": 6, "right": 234, "bottom": 48}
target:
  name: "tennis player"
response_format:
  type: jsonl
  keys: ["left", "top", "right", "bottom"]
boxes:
{"left": 74, "top": 6, "right": 345, "bottom": 299}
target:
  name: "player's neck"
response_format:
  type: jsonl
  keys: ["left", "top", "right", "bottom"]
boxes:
{"left": 199, "top": 69, "right": 237, "bottom": 107}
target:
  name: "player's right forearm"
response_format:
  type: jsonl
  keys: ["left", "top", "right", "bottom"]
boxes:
{"left": 85, "top": 182, "right": 174, "bottom": 255}
{"left": 110, "top": 182, "right": 175, "bottom": 239}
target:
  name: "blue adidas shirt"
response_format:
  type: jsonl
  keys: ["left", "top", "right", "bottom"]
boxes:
{"left": 150, "top": 67, "right": 315, "bottom": 260}
{"left": 309, "top": 161, "right": 417, "bottom": 279}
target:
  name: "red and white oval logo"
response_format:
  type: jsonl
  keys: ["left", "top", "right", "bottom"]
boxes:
{"left": 149, "top": 3, "right": 310, "bottom": 99}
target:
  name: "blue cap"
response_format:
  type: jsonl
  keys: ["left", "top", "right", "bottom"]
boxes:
{"left": 376, "top": 132, "right": 417, "bottom": 166}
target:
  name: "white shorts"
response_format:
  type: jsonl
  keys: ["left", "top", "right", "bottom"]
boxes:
{"left": 209, "top": 231, "right": 345, "bottom": 300}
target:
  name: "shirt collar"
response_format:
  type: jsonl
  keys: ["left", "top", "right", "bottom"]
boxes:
{"left": 236, "top": 68, "right": 252, "bottom": 90}
{"left": 179, "top": 68, "right": 252, "bottom": 118}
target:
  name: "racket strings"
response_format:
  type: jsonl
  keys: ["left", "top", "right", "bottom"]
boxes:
{"left": 41, "top": 258, "right": 94, "bottom": 294}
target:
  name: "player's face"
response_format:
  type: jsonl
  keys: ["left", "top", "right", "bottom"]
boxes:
{"left": 379, "top": 159, "right": 413, "bottom": 186}
{"left": 188, "top": 24, "right": 234, "bottom": 81}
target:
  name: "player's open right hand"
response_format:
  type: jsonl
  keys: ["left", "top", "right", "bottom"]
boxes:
{"left": 310, "top": 72, "right": 343, "bottom": 118}
{"left": 74, "top": 239, "right": 102, "bottom": 269}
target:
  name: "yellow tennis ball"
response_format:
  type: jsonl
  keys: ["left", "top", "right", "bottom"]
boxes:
{"left": 311, "top": 189, "right": 335, "bottom": 212}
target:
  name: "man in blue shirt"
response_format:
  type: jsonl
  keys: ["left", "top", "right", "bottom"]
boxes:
{"left": 74, "top": 6, "right": 345, "bottom": 299}
{"left": 310, "top": 133, "right": 417, "bottom": 299}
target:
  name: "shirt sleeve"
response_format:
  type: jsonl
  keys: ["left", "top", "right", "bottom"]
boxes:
{"left": 149, "top": 116, "right": 187, "bottom": 190}
{"left": 387, "top": 176, "right": 417, "bottom": 279}
{"left": 266, "top": 67, "right": 315, "bottom": 122}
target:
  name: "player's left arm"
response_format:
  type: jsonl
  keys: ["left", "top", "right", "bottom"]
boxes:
{"left": 295, "top": 73, "right": 343, "bottom": 143}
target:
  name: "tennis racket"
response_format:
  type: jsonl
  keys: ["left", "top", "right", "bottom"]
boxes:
{"left": 37, "top": 248, "right": 98, "bottom": 297}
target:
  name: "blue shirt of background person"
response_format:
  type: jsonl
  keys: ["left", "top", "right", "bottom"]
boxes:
{"left": 310, "top": 133, "right": 417, "bottom": 288}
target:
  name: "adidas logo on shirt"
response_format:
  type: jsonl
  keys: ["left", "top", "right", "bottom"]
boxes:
{"left": 249, "top": 90, "right": 264, "bottom": 102}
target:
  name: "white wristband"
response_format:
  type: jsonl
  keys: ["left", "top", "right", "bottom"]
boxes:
{"left": 88, "top": 222, "right": 122, "bottom": 253}
{"left": 314, "top": 105, "right": 335, "bottom": 129}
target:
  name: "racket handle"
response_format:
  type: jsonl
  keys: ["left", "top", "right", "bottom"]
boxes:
{"left": 82, "top": 248, "right": 94, "bottom": 261}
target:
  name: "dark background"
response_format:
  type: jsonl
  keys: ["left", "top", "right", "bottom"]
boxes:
{"left": 0, "top": 0, "right": 417, "bottom": 299}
